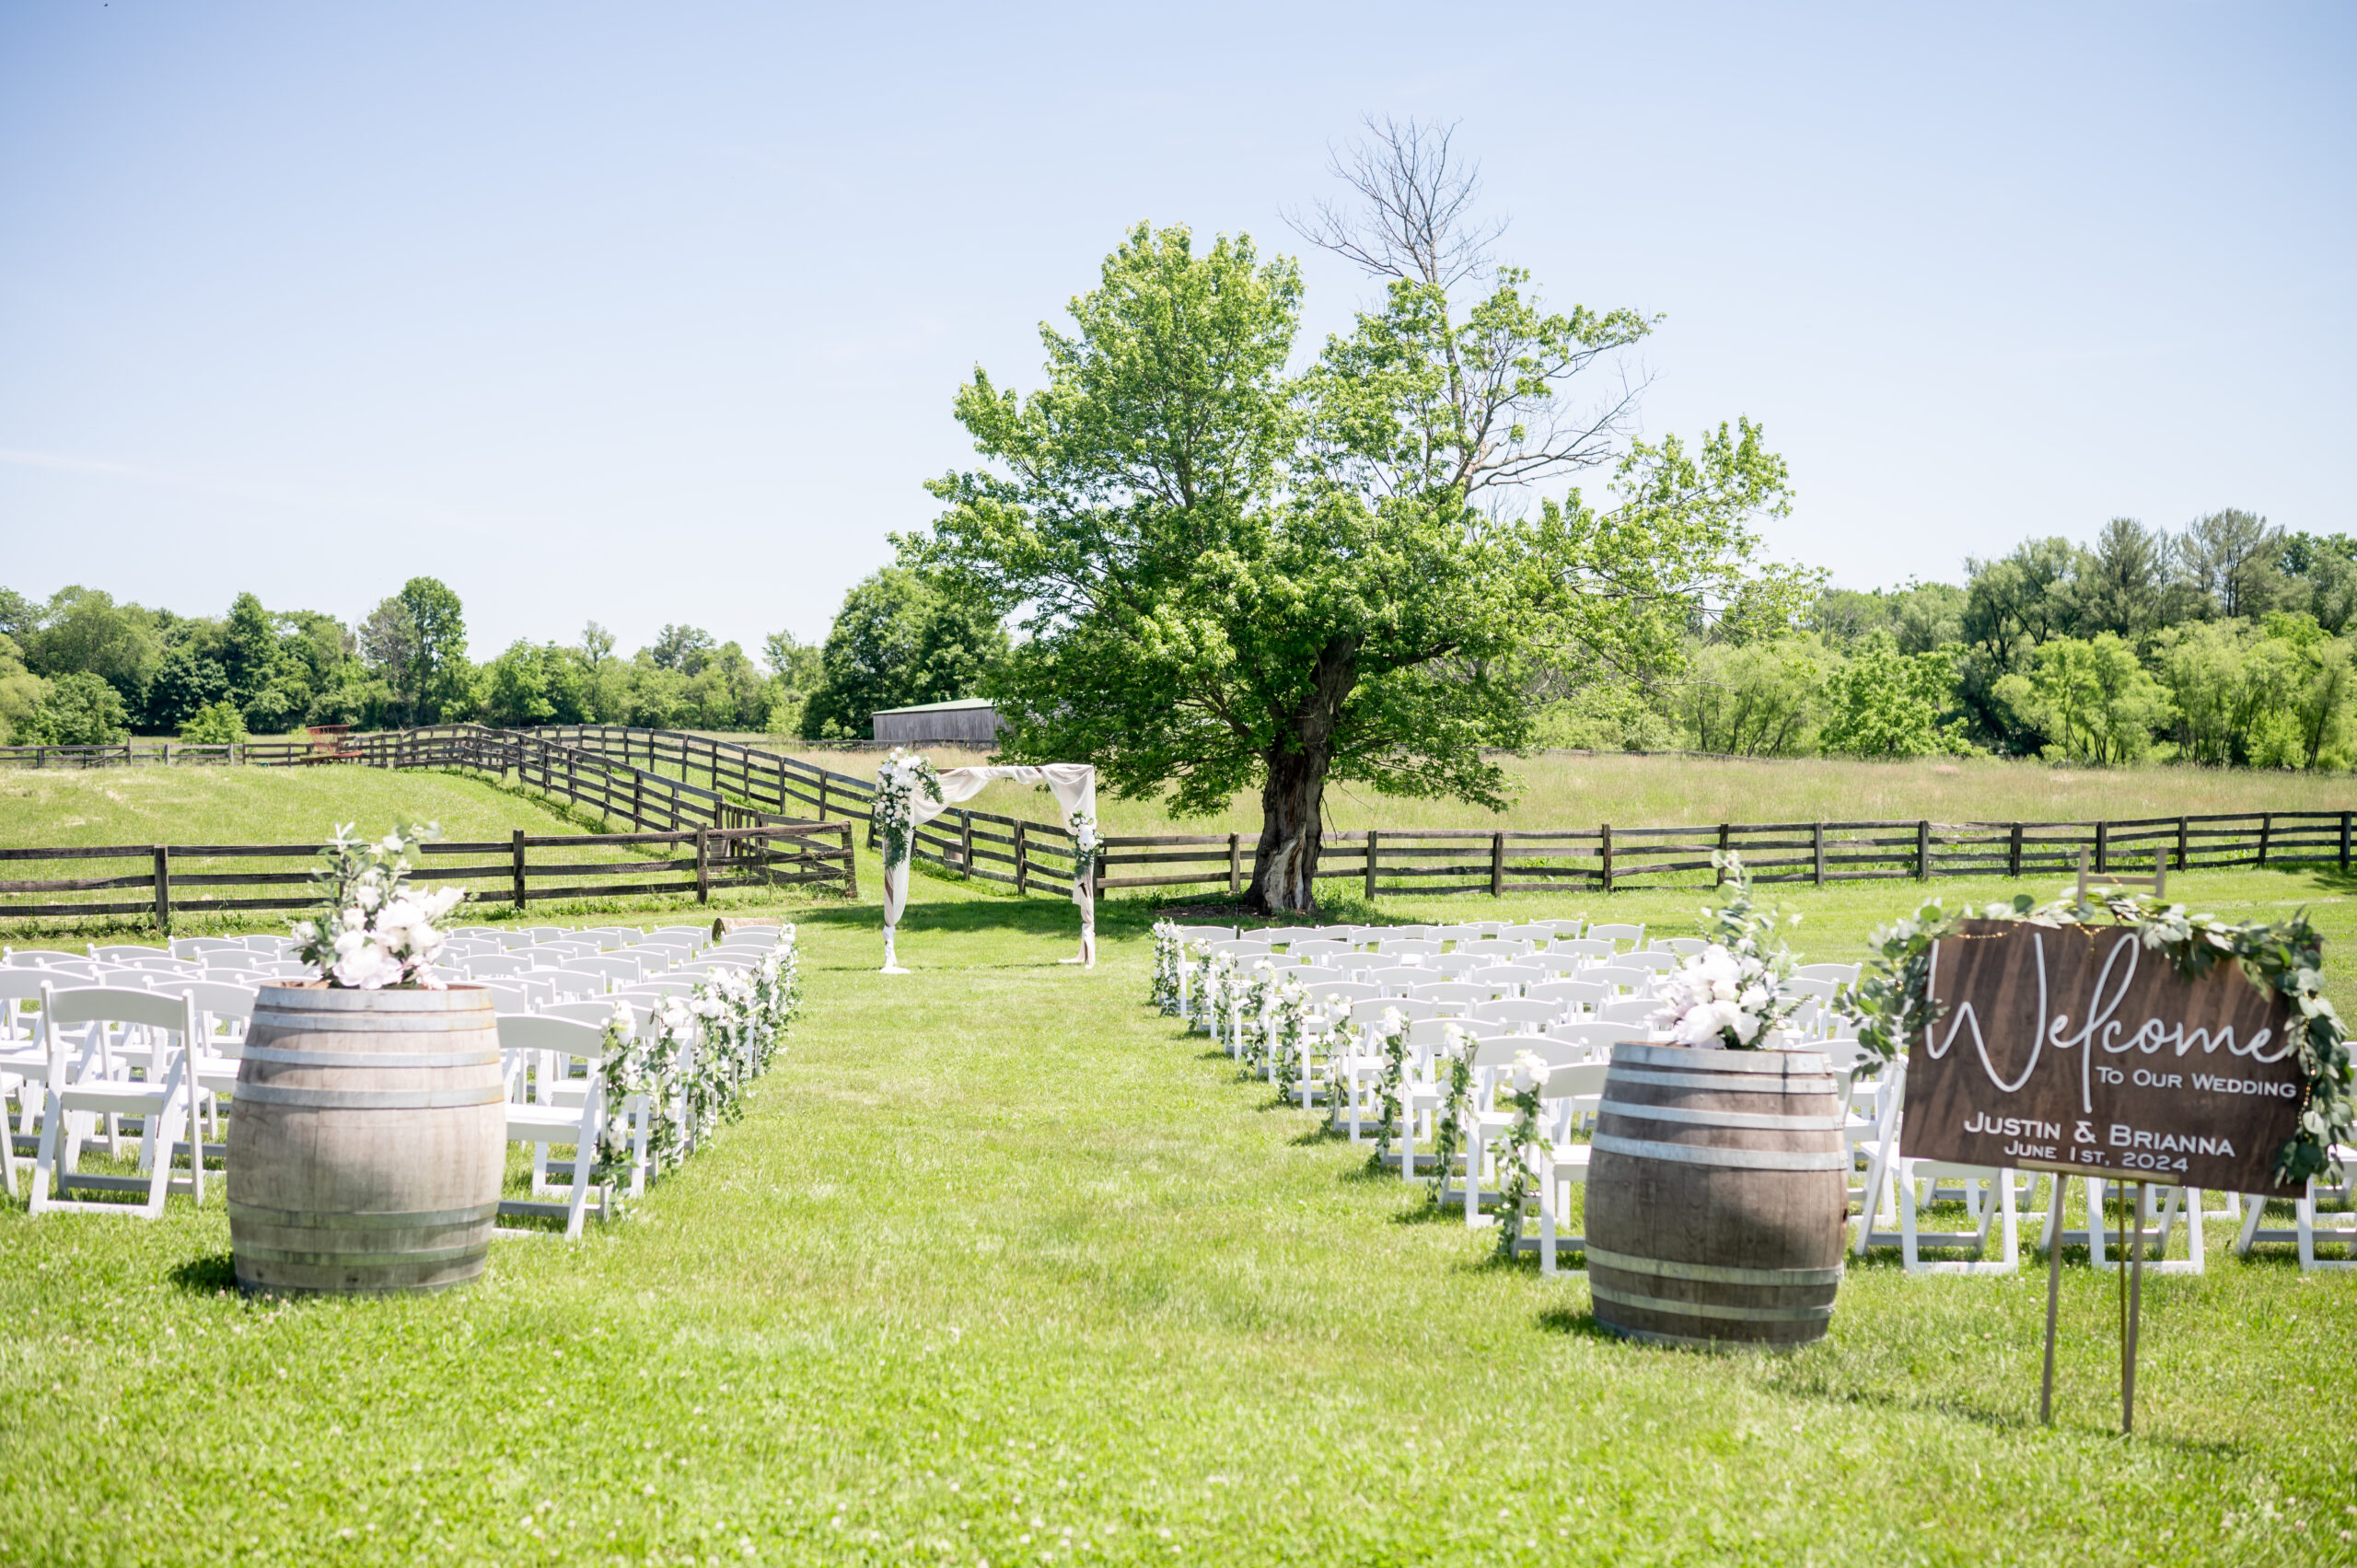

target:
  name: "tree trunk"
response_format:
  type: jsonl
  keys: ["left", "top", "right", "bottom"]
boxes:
{"left": 1246, "top": 638, "right": 1357, "bottom": 914}
{"left": 1248, "top": 745, "right": 1329, "bottom": 913}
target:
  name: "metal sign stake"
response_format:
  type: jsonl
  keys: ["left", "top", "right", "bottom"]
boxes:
{"left": 2124, "top": 1179, "right": 2145, "bottom": 1435}
{"left": 2039, "top": 1179, "right": 2063, "bottom": 1425}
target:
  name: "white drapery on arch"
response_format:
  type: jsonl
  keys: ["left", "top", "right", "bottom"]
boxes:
{"left": 879, "top": 763, "right": 1097, "bottom": 972}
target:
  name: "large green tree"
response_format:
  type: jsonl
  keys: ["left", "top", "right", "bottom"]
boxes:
{"left": 917, "top": 122, "right": 1800, "bottom": 911}
{"left": 799, "top": 567, "right": 1008, "bottom": 740}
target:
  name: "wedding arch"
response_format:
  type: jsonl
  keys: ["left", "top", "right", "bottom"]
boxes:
{"left": 874, "top": 752, "right": 1097, "bottom": 972}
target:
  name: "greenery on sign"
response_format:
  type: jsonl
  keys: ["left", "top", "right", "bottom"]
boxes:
{"left": 1850, "top": 887, "right": 2353, "bottom": 1184}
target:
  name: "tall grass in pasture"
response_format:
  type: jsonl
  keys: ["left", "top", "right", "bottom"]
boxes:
{"left": 755, "top": 742, "right": 2355, "bottom": 835}
{"left": 0, "top": 767, "right": 706, "bottom": 944}
{"left": 0, "top": 763, "right": 588, "bottom": 849}
{"left": 1, "top": 867, "right": 2351, "bottom": 1565}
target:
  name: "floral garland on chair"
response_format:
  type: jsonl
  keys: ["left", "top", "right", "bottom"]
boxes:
{"left": 1427, "top": 1024, "right": 1475, "bottom": 1205}
{"left": 1270, "top": 977, "right": 1308, "bottom": 1098}
{"left": 1149, "top": 921, "right": 1184, "bottom": 1015}
{"left": 1491, "top": 1051, "right": 1554, "bottom": 1260}
{"left": 1370, "top": 1007, "right": 1411, "bottom": 1161}
{"left": 590, "top": 932, "right": 804, "bottom": 1196}
{"left": 1851, "top": 886, "right": 2354, "bottom": 1185}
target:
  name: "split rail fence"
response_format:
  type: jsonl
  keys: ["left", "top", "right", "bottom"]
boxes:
{"left": 5, "top": 726, "right": 2349, "bottom": 906}
{"left": 0, "top": 724, "right": 856, "bottom": 929}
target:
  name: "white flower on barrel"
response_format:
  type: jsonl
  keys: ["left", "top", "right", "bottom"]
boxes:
{"left": 290, "top": 821, "right": 467, "bottom": 989}
{"left": 1651, "top": 850, "right": 1805, "bottom": 1051}
{"left": 1653, "top": 943, "right": 1787, "bottom": 1049}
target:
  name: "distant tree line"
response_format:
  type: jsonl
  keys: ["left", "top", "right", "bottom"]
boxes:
{"left": 0, "top": 579, "right": 823, "bottom": 746}
{"left": 1535, "top": 511, "right": 2357, "bottom": 770}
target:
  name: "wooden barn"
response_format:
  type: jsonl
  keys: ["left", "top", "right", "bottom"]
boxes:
{"left": 870, "top": 697, "right": 1004, "bottom": 747}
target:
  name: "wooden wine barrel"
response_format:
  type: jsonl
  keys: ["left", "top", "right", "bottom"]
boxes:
{"left": 1585, "top": 1043, "right": 1849, "bottom": 1350}
{"left": 226, "top": 983, "right": 506, "bottom": 1295}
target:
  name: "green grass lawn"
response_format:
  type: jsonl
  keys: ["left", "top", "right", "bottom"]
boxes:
{"left": 0, "top": 766, "right": 801, "bottom": 943}
{"left": 3, "top": 861, "right": 2353, "bottom": 1566}
{"left": 737, "top": 739, "right": 2357, "bottom": 837}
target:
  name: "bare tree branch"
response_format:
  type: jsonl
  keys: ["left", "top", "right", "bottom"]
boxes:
{"left": 1283, "top": 115, "right": 1506, "bottom": 290}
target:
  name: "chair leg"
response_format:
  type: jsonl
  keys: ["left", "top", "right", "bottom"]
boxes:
{"left": 1900, "top": 1175, "right": 1922, "bottom": 1272}
{"left": 28, "top": 1092, "right": 60, "bottom": 1214}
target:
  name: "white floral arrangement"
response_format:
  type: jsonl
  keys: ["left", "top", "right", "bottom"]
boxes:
{"left": 1066, "top": 806, "right": 1099, "bottom": 902}
{"left": 874, "top": 749, "right": 943, "bottom": 868}
{"left": 1491, "top": 1051, "right": 1555, "bottom": 1259}
{"left": 596, "top": 928, "right": 803, "bottom": 1191}
{"left": 1149, "top": 920, "right": 1184, "bottom": 1015}
{"left": 1652, "top": 851, "right": 1804, "bottom": 1051}
{"left": 288, "top": 822, "right": 467, "bottom": 989}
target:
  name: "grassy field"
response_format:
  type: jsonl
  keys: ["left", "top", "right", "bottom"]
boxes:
{"left": 749, "top": 743, "right": 2355, "bottom": 837}
{"left": 0, "top": 766, "right": 788, "bottom": 944}
{"left": 0, "top": 763, "right": 591, "bottom": 849}
{"left": 3, "top": 857, "right": 2353, "bottom": 1566}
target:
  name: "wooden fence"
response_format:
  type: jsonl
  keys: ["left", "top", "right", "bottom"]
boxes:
{"left": 1097, "top": 813, "right": 2355, "bottom": 898}
{"left": 0, "top": 724, "right": 858, "bottom": 930}
{"left": 7, "top": 724, "right": 2349, "bottom": 902}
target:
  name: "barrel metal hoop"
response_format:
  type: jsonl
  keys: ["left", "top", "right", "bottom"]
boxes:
{"left": 1608, "top": 1067, "right": 1839, "bottom": 1096}
{"left": 1591, "top": 1280, "right": 1837, "bottom": 1323}
{"left": 1590, "top": 1132, "right": 1852, "bottom": 1172}
{"left": 229, "top": 1241, "right": 491, "bottom": 1267}
{"left": 1597, "top": 1100, "right": 1848, "bottom": 1132}
{"left": 250, "top": 1010, "right": 493, "bottom": 1035}
{"left": 1585, "top": 1245, "right": 1845, "bottom": 1287}
{"left": 229, "top": 1200, "right": 499, "bottom": 1229}
{"left": 230, "top": 1084, "right": 509, "bottom": 1109}
{"left": 238, "top": 1047, "right": 501, "bottom": 1070}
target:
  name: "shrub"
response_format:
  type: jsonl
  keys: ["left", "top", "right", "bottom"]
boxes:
{"left": 28, "top": 671, "right": 130, "bottom": 746}
{"left": 179, "top": 701, "right": 248, "bottom": 746}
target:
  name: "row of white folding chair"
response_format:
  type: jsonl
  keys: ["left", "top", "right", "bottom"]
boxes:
{"left": 14, "top": 985, "right": 206, "bottom": 1216}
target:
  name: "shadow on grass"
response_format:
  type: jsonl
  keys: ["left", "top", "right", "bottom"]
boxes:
{"left": 168, "top": 1251, "right": 238, "bottom": 1294}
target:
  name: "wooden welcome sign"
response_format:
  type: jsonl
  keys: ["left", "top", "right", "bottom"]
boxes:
{"left": 1905, "top": 920, "right": 2306, "bottom": 1197}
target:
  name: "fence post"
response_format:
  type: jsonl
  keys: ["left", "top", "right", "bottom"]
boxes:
{"left": 152, "top": 844, "right": 171, "bottom": 935}
{"left": 817, "top": 772, "right": 829, "bottom": 822}
{"left": 1015, "top": 819, "right": 1029, "bottom": 894}
{"left": 511, "top": 829, "right": 527, "bottom": 912}
{"left": 1917, "top": 819, "right": 1931, "bottom": 881}
{"left": 1600, "top": 823, "right": 1614, "bottom": 893}
{"left": 2008, "top": 822, "right": 2023, "bottom": 879}
{"left": 842, "top": 823, "right": 860, "bottom": 900}
{"left": 695, "top": 827, "right": 711, "bottom": 903}
{"left": 1362, "top": 830, "right": 1376, "bottom": 900}
{"left": 1490, "top": 830, "right": 1505, "bottom": 898}
{"left": 2341, "top": 811, "right": 2351, "bottom": 873}
{"left": 960, "top": 812, "right": 975, "bottom": 877}
{"left": 2258, "top": 812, "right": 2271, "bottom": 868}
{"left": 2178, "top": 815, "right": 2189, "bottom": 872}
{"left": 1813, "top": 822, "right": 1826, "bottom": 887}
{"left": 2095, "top": 819, "right": 2108, "bottom": 876}
{"left": 1718, "top": 823, "right": 1730, "bottom": 855}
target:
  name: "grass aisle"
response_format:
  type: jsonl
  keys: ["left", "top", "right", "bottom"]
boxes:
{"left": 3, "top": 873, "right": 2353, "bottom": 1565}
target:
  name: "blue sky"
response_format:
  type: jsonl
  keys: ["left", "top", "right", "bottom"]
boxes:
{"left": 2, "top": 3, "right": 2350, "bottom": 660}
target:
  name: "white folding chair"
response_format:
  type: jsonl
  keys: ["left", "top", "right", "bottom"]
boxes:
{"left": 1469, "top": 997, "right": 1562, "bottom": 1035}
{"left": 1652, "top": 936, "right": 1708, "bottom": 957}
{"left": 29, "top": 985, "right": 203, "bottom": 1218}
{"left": 1530, "top": 1063, "right": 1613, "bottom": 1274}
{"left": 1584, "top": 923, "right": 1645, "bottom": 953}
{"left": 494, "top": 1015, "right": 615, "bottom": 1239}
{"left": 1527, "top": 979, "right": 1609, "bottom": 1017}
